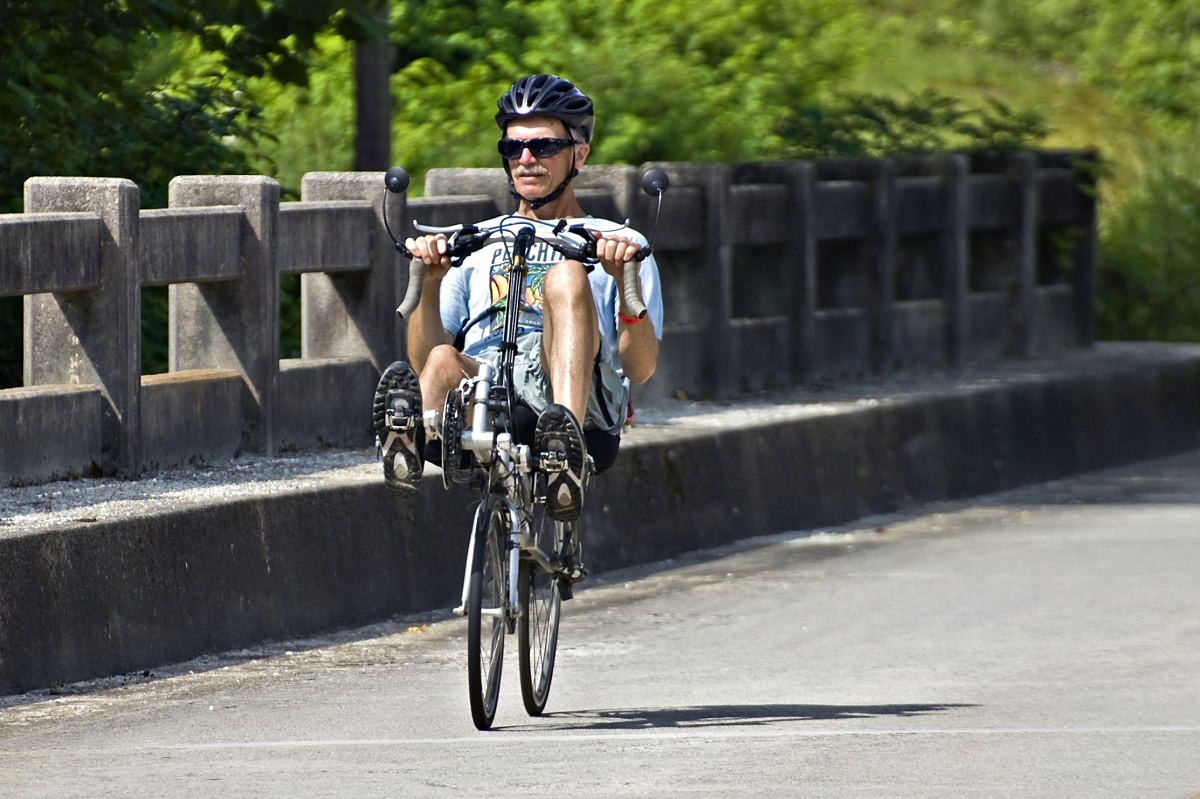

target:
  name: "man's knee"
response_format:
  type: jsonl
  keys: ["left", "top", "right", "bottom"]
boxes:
{"left": 423, "top": 344, "right": 459, "bottom": 372}
{"left": 420, "top": 344, "right": 469, "bottom": 390}
{"left": 543, "top": 259, "right": 590, "bottom": 304}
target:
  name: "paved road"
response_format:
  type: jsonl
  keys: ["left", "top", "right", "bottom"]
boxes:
{"left": 3, "top": 452, "right": 1200, "bottom": 797}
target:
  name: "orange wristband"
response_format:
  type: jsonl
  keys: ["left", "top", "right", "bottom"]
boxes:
{"left": 618, "top": 312, "right": 644, "bottom": 325}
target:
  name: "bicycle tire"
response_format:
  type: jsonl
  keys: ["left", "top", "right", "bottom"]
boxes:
{"left": 467, "top": 494, "right": 508, "bottom": 730}
{"left": 518, "top": 518, "right": 566, "bottom": 715}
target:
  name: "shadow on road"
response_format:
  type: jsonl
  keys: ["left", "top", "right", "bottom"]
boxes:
{"left": 512, "top": 703, "right": 973, "bottom": 731}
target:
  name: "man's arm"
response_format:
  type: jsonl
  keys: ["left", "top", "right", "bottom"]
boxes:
{"left": 596, "top": 235, "right": 659, "bottom": 384}
{"left": 403, "top": 236, "right": 455, "bottom": 373}
{"left": 617, "top": 268, "right": 658, "bottom": 384}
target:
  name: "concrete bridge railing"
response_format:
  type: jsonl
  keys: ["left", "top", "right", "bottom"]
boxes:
{"left": 0, "top": 152, "right": 1096, "bottom": 487}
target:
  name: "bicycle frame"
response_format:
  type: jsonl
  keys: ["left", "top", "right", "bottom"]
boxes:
{"left": 450, "top": 224, "right": 548, "bottom": 624}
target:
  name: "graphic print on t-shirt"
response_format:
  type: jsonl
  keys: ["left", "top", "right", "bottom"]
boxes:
{"left": 488, "top": 248, "right": 553, "bottom": 334}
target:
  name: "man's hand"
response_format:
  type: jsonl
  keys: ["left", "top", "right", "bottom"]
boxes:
{"left": 404, "top": 234, "right": 453, "bottom": 281}
{"left": 595, "top": 234, "right": 643, "bottom": 314}
{"left": 593, "top": 233, "right": 657, "bottom": 382}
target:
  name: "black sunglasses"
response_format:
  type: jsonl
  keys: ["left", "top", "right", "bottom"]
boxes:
{"left": 497, "top": 137, "right": 575, "bottom": 160}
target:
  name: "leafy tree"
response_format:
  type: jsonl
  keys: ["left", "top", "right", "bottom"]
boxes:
{"left": 378, "top": 0, "right": 1042, "bottom": 177}
{"left": 0, "top": 297, "right": 19, "bottom": 389}
{"left": 0, "top": 1, "right": 384, "bottom": 211}
{"left": 242, "top": 34, "right": 358, "bottom": 192}
{"left": 782, "top": 90, "right": 1048, "bottom": 157}
{"left": 0, "top": 0, "right": 1080, "bottom": 388}
{"left": 879, "top": 0, "right": 1200, "bottom": 126}
{"left": 3, "top": 3, "right": 234, "bottom": 211}
{"left": 1097, "top": 146, "right": 1200, "bottom": 342}
{"left": 2, "top": 1, "right": 377, "bottom": 383}
{"left": 384, "top": 0, "right": 869, "bottom": 178}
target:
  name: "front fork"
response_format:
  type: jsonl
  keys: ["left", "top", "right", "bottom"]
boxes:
{"left": 507, "top": 506, "right": 523, "bottom": 623}
{"left": 454, "top": 497, "right": 526, "bottom": 622}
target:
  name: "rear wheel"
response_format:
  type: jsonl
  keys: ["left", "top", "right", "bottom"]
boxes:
{"left": 467, "top": 495, "right": 508, "bottom": 730}
{"left": 518, "top": 517, "right": 566, "bottom": 715}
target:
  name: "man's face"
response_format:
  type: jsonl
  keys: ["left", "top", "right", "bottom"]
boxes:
{"left": 503, "top": 116, "right": 589, "bottom": 198}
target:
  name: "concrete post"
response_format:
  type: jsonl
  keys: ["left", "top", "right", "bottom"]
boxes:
{"left": 300, "top": 172, "right": 404, "bottom": 369}
{"left": 424, "top": 167, "right": 516, "bottom": 214}
{"left": 23, "top": 177, "right": 141, "bottom": 476}
{"left": 869, "top": 159, "right": 898, "bottom": 375}
{"left": 575, "top": 165, "right": 640, "bottom": 221}
{"left": 706, "top": 165, "right": 735, "bottom": 398}
{"left": 1069, "top": 152, "right": 1098, "bottom": 347}
{"left": 819, "top": 157, "right": 899, "bottom": 375}
{"left": 633, "top": 162, "right": 731, "bottom": 399}
{"left": 1007, "top": 153, "right": 1038, "bottom": 357}
{"left": 730, "top": 160, "right": 817, "bottom": 387}
{"left": 940, "top": 155, "right": 970, "bottom": 368}
{"left": 793, "top": 163, "right": 819, "bottom": 387}
{"left": 168, "top": 176, "right": 280, "bottom": 455}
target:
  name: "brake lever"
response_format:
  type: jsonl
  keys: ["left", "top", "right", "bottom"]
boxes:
{"left": 446, "top": 228, "right": 488, "bottom": 266}
{"left": 563, "top": 224, "right": 598, "bottom": 260}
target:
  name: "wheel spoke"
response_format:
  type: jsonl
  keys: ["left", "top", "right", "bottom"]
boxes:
{"left": 468, "top": 496, "right": 508, "bottom": 730}
{"left": 519, "top": 519, "right": 565, "bottom": 715}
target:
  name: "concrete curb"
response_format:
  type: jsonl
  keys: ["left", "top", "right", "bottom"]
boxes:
{"left": 1, "top": 344, "right": 1198, "bottom": 695}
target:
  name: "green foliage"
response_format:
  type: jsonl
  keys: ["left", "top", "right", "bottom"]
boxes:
{"left": 4, "top": 0, "right": 1198, "bottom": 378}
{"left": 391, "top": 0, "right": 534, "bottom": 69}
{"left": 0, "top": 298, "right": 20, "bottom": 388}
{"left": 868, "top": 0, "right": 1200, "bottom": 126}
{"left": 1084, "top": 3, "right": 1200, "bottom": 125}
{"left": 1097, "top": 147, "right": 1200, "bottom": 342}
{"left": 141, "top": 288, "right": 170, "bottom": 376}
{"left": 203, "top": 0, "right": 386, "bottom": 84}
{"left": 858, "top": 0, "right": 1200, "bottom": 342}
{"left": 385, "top": 0, "right": 872, "bottom": 178}
{"left": 377, "top": 0, "right": 1046, "bottom": 179}
{"left": 1, "top": 2, "right": 361, "bottom": 380}
{"left": 280, "top": 275, "right": 303, "bottom": 359}
{"left": 781, "top": 90, "right": 1048, "bottom": 157}
{"left": 2, "top": 5, "right": 228, "bottom": 210}
{"left": 526, "top": 0, "right": 867, "bottom": 163}
{"left": 0, "top": 1, "right": 366, "bottom": 212}
{"left": 242, "top": 33, "right": 357, "bottom": 195}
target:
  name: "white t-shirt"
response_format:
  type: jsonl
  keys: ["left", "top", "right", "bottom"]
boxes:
{"left": 438, "top": 215, "right": 664, "bottom": 373}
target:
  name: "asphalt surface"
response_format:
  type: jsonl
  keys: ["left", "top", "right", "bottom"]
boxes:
{"left": 3, "top": 451, "right": 1200, "bottom": 797}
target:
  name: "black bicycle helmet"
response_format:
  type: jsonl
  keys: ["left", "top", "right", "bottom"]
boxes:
{"left": 495, "top": 74, "right": 594, "bottom": 142}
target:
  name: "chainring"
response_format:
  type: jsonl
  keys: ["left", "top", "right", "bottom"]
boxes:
{"left": 441, "top": 386, "right": 470, "bottom": 488}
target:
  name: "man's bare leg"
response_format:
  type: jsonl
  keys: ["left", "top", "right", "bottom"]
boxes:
{"left": 418, "top": 343, "right": 478, "bottom": 416}
{"left": 537, "top": 259, "right": 597, "bottom": 522}
{"left": 540, "top": 260, "right": 600, "bottom": 421}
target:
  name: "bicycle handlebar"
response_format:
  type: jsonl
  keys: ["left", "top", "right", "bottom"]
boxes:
{"left": 383, "top": 166, "right": 668, "bottom": 322}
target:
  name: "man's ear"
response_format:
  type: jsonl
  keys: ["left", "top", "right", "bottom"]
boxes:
{"left": 575, "top": 142, "right": 591, "bottom": 168}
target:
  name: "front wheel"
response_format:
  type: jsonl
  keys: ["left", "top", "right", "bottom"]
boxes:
{"left": 467, "top": 495, "right": 508, "bottom": 730}
{"left": 518, "top": 519, "right": 567, "bottom": 715}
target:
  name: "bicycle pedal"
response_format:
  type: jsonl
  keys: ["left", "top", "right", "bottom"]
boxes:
{"left": 539, "top": 451, "right": 568, "bottom": 473}
{"left": 386, "top": 410, "right": 416, "bottom": 434}
{"left": 557, "top": 554, "right": 587, "bottom": 584}
{"left": 385, "top": 391, "right": 418, "bottom": 431}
